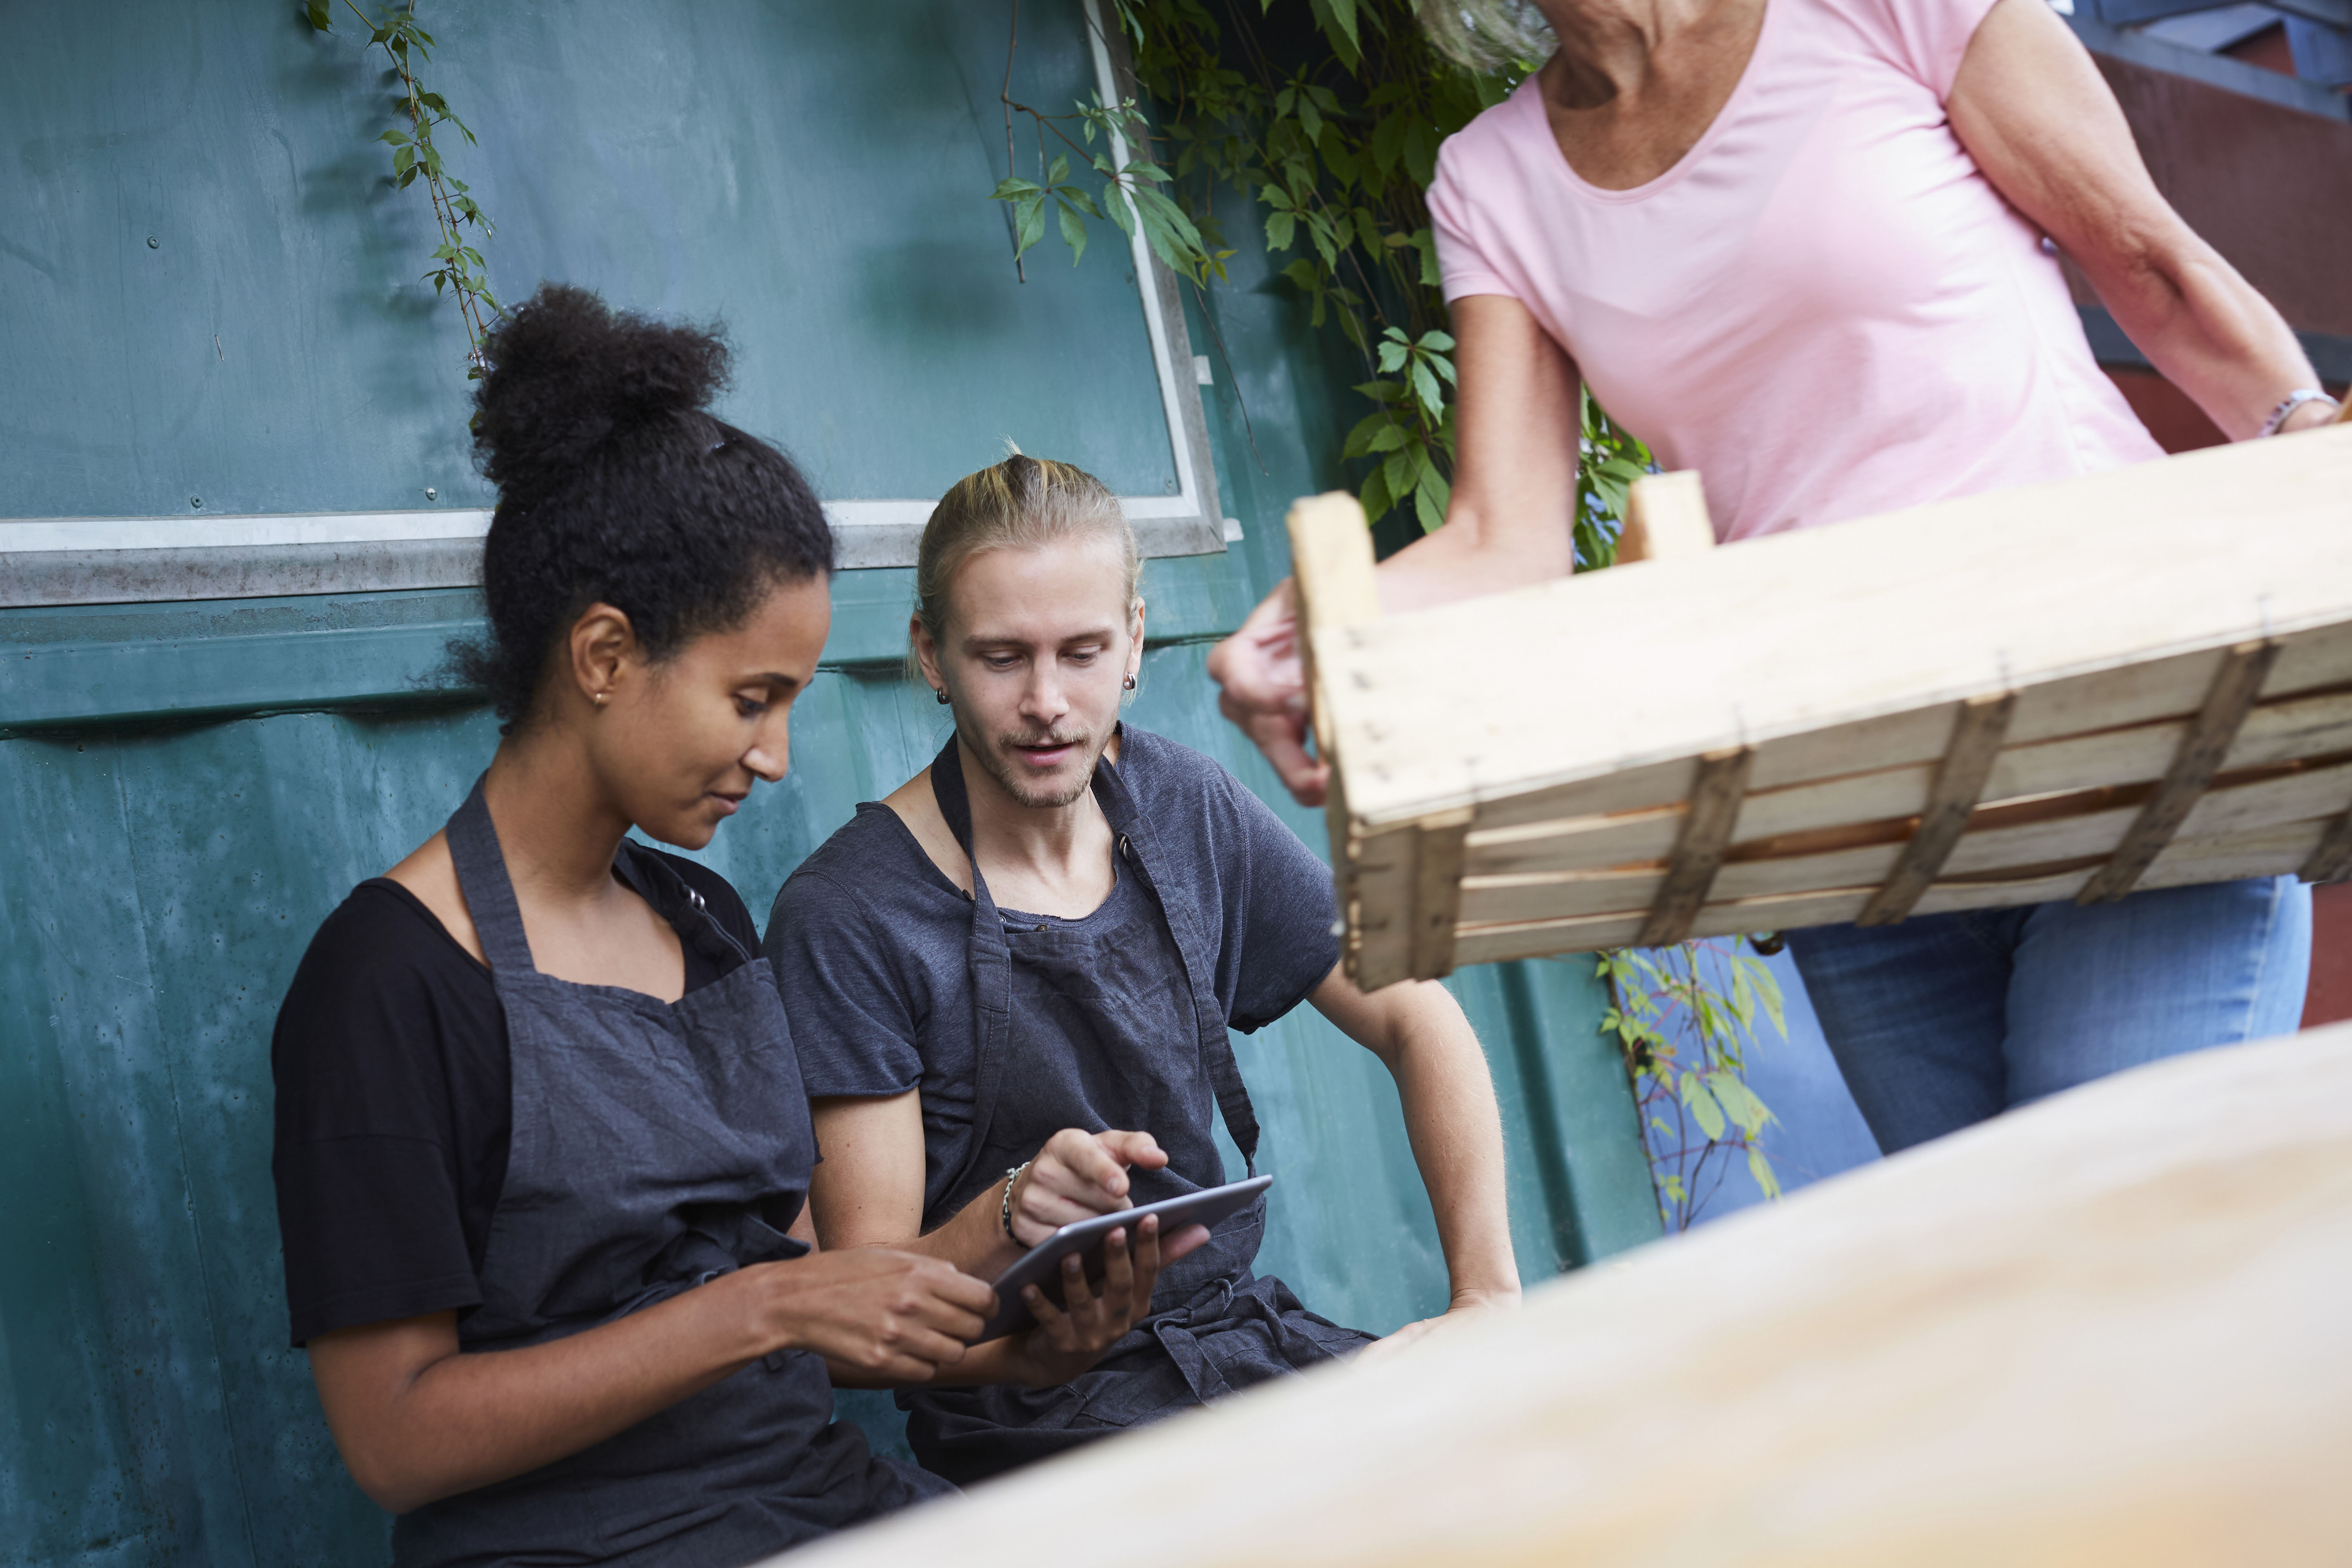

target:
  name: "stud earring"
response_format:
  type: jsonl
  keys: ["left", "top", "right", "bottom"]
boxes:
{"left": 1122, "top": 673, "right": 1138, "bottom": 691}
{"left": 593, "top": 690, "right": 609, "bottom": 706}
{"left": 935, "top": 689, "right": 951, "bottom": 705}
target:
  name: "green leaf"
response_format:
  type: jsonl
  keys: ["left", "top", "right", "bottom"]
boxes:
{"left": 1365, "top": 422, "right": 1407, "bottom": 453}
{"left": 380, "top": 128, "right": 411, "bottom": 146}
{"left": 1706, "top": 1070, "right": 1775, "bottom": 1137}
{"left": 1419, "top": 329, "right": 1458, "bottom": 353}
{"left": 1012, "top": 192, "right": 1046, "bottom": 258}
{"left": 1410, "top": 358, "right": 1443, "bottom": 420}
{"left": 1680, "top": 1074, "right": 1728, "bottom": 1143}
{"left": 1359, "top": 456, "right": 1395, "bottom": 522}
{"left": 393, "top": 144, "right": 415, "bottom": 175}
{"left": 992, "top": 177, "right": 1041, "bottom": 199}
{"left": 1376, "top": 339, "right": 1407, "bottom": 373}
{"left": 1263, "top": 208, "right": 1296, "bottom": 253}
{"left": 1058, "top": 202, "right": 1088, "bottom": 262}
{"left": 1047, "top": 153, "right": 1070, "bottom": 186}
{"left": 1747, "top": 1145, "right": 1782, "bottom": 1200}
{"left": 305, "top": 1, "right": 333, "bottom": 31}
{"left": 1414, "top": 477, "right": 1445, "bottom": 534}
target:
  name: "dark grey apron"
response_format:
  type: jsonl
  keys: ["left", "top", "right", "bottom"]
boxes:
{"left": 393, "top": 779, "right": 946, "bottom": 1568}
{"left": 902, "top": 737, "right": 1371, "bottom": 1485}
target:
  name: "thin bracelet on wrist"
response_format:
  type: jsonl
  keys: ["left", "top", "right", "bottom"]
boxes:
{"left": 1001, "top": 1162, "right": 1030, "bottom": 1244}
{"left": 2257, "top": 388, "right": 2339, "bottom": 438}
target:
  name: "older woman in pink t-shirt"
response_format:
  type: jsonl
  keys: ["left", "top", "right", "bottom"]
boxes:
{"left": 1211, "top": 0, "right": 2324, "bottom": 1152}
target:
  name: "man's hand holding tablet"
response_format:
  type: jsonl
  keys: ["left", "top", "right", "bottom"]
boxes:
{"left": 978, "top": 1176, "right": 1273, "bottom": 1347}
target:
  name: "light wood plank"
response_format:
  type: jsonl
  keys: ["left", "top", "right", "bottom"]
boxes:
{"left": 1619, "top": 470, "right": 1716, "bottom": 564}
{"left": 1461, "top": 686, "right": 2352, "bottom": 881}
{"left": 1454, "top": 758, "right": 2352, "bottom": 928}
{"left": 2079, "top": 640, "right": 2279, "bottom": 902}
{"left": 1858, "top": 692, "right": 2017, "bottom": 925}
{"left": 1408, "top": 807, "right": 1473, "bottom": 982}
{"left": 1634, "top": 747, "right": 1750, "bottom": 946}
{"left": 787, "top": 1025, "right": 2352, "bottom": 1568}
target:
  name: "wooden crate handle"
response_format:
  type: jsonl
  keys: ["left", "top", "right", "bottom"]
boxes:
{"left": 1621, "top": 472, "right": 1717, "bottom": 564}
{"left": 1284, "top": 492, "right": 1379, "bottom": 761}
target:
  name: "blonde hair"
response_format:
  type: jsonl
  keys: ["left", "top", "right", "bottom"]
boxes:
{"left": 1413, "top": 0, "right": 1556, "bottom": 72}
{"left": 910, "top": 453, "right": 1143, "bottom": 680}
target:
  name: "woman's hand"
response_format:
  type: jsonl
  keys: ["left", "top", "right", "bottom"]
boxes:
{"left": 1009, "top": 1214, "right": 1206, "bottom": 1387}
{"left": 756, "top": 1247, "right": 996, "bottom": 1384}
{"left": 1206, "top": 581, "right": 1329, "bottom": 807}
{"left": 1006, "top": 1127, "right": 1173, "bottom": 1247}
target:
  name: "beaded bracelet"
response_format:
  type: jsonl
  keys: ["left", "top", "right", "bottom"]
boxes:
{"left": 2258, "top": 389, "right": 2339, "bottom": 439}
{"left": 1001, "top": 1162, "right": 1031, "bottom": 1244}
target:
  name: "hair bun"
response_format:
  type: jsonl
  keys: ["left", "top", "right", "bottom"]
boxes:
{"left": 473, "top": 283, "right": 729, "bottom": 508}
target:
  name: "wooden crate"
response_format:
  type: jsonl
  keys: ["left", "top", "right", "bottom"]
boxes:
{"left": 1291, "top": 424, "right": 2352, "bottom": 989}
{"left": 786, "top": 1022, "right": 2352, "bottom": 1568}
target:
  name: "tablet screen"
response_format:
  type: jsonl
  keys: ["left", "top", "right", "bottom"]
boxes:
{"left": 971, "top": 1174, "right": 1273, "bottom": 1343}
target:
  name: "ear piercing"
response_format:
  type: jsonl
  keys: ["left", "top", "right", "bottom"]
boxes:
{"left": 593, "top": 690, "right": 610, "bottom": 706}
{"left": 1123, "top": 673, "right": 1138, "bottom": 691}
{"left": 935, "top": 689, "right": 951, "bottom": 705}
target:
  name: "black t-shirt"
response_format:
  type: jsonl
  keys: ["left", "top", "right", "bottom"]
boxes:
{"left": 270, "top": 850, "right": 761, "bottom": 1348}
{"left": 766, "top": 727, "right": 1341, "bottom": 1221}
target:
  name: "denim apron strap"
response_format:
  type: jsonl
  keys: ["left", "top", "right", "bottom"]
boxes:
{"left": 444, "top": 775, "right": 539, "bottom": 977}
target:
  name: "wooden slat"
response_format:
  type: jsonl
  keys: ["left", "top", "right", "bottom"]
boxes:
{"left": 1407, "top": 808, "right": 1473, "bottom": 982}
{"left": 1452, "top": 758, "right": 2352, "bottom": 931}
{"left": 1619, "top": 471, "right": 1716, "bottom": 563}
{"left": 1634, "top": 747, "right": 1751, "bottom": 947}
{"left": 1451, "top": 814, "right": 2340, "bottom": 967}
{"left": 2303, "top": 809, "right": 2352, "bottom": 883}
{"left": 1463, "top": 686, "right": 2352, "bottom": 881}
{"left": 1857, "top": 692, "right": 2017, "bottom": 926}
{"left": 2079, "top": 640, "right": 2279, "bottom": 903}
{"left": 1461, "top": 620, "right": 2352, "bottom": 839}
{"left": 1286, "top": 491, "right": 1383, "bottom": 972}
{"left": 1346, "top": 819, "right": 1418, "bottom": 992}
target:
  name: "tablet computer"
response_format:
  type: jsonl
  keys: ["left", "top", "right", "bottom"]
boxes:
{"left": 972, "top": 1174, "right": 1273, "bottom": 1343}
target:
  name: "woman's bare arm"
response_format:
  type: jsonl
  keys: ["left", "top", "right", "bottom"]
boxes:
{"left": 1949, "top": 0, "right": 2329, "bottom": 440}
{"left": 308, "top": 1247, "right": 992, "bottom": 1514}
{"left": 1207, "top": 294, "right": 1585, "bottom": 804}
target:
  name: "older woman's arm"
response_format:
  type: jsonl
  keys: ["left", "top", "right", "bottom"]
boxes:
{"left": 1206, "top": 293, "right": 1584, "bottom": 804}
{"left": 1949, "top": 0, "right": 2332, "bottom": 441}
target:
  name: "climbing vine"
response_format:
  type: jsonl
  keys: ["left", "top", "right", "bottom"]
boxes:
{"left": 306, "top": 0, "right": 503, "bottom": 378}
{"left": 991, "top": 0, "right": 1643, "bottom": 552}
{"left": 1599, "top": 941, "right": 1785, "bottom": 1230}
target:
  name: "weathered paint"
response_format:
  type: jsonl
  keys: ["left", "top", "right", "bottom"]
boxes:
{"left": 0, "top": 2, "right": 1658, "bottom": 1561}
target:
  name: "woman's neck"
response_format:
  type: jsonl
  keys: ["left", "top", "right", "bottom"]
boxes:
{"left": 480, "top": 729, "right": 635, "bottom": 908}
{"left": 1535, "top": 0, "right": 1717, "bottom": 107}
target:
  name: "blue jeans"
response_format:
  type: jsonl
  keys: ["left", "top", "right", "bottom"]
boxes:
{"left": 1784, "top": 876, "right": 2312, "bottom": 1154}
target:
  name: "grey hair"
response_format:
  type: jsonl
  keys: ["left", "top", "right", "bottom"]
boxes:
{"left": 1413, "top": 0, "right": 1557, "bottom": 72}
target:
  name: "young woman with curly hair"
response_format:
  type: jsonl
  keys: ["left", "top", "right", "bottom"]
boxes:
{"left": 268, "top": 285, "right": 1165, "bottom": 1566}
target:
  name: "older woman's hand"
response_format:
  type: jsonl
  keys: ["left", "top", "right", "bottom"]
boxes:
{"left": 1207, "top": 579, "right": 1330, "bottom": 807}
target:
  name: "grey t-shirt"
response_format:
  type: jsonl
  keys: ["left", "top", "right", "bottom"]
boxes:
{"left": 764, "top": 727, "right": 1341, "bottom": 1220}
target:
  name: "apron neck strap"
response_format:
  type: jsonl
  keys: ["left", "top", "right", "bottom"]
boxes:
{"left": 445, "top": 775, "right": 540, "bottom": 976}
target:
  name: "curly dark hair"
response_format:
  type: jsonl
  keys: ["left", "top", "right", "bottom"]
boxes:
{"left": 455, "top": 282, "right": 834, "bottom": 730}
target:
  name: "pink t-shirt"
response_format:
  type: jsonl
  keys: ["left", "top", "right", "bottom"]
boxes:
{"left": 1428, "top": 0, "right": 2163, "bottom": 542}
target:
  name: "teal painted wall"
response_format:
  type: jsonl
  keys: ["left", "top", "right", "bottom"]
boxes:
{"left": 0, "top": 4, "right": 1658, "bottom": 1563}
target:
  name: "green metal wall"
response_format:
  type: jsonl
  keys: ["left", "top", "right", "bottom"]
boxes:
{"left": 0, "top": 4, "right": 1658, "bottom": 1563}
